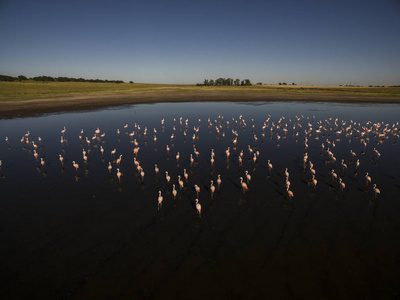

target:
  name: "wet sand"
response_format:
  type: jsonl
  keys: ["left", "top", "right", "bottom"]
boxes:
{"left": 1, "top": 89, "right": 400, "bottom": 119}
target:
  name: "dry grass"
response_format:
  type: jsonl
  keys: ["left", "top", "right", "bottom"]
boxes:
{"left": 1, "top": 81, "right": 399, "bottom": 102}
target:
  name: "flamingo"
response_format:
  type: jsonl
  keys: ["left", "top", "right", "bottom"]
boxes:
{"left": 267, "top": 160, "right": 273, "bottom": 171}
{"left": 285, "top": 168, "right": 289, "bottom": 179}
{"left": 285, "top": 178, "right": 291, "bottom": 189}
{"left": 176, "top": 152, "right": 180, "bottom": 162}
{"left": 59, "top": 154, "right": 64, "bottom": 164}
{"left": 195, "top": 184, "right": 200, "bottom": 197}
{"left": 178, "top": 175, "right": 184, "bottom": 189}
{"left": 116, "top": 154, "right": 122, "bottom": 166}
{"left": 240, "top": 177, "right": 248, "bottom": 192}
{"left": 365, "top": 172, "right": 372, "bottom": 186}
{"left": 40, "top": 158, "right": 45, "bottom": 166}
{"left": 286, "top": 186, "right": 294, "bottom": 199}
{"left": 372, "top": 184, "right": 380, "bottom": 198}
{"left": 341, "top": 159, "right": 347, "bottom": 169}
{"left": 195, "top": 198, "right": 201, "bottom": 217}
{"left": 72, "top": 161, "right": 79, "bottom": 171}
{"left": 154, "top": 164, "right": 159, "bottom": 175}
{"left": 339, "top": 178, "right": 345, "bottom": 191}
{"left": 210, "top": 180, "right": 215, "bottom": 198}
{"left": 116, "top": 168, "right": 122, "bottom": 182}
{"left": 245, "top": 170, "right": 251, "bottom": 184}
{"left": 217, "top": 174, "right": 222, "bottom": 189}
{"left": 184, "top": 169, "right": 188, "bottom": 182}
{"left": 312, "top": 174, "right": 317, "bottom": 188}
{"left": 165, "top": 171, "right": 171, "bottom": 183}
{"left": 172, "top": 184, "right": 177, "bottom": 199}
{"left": 108, "top": 162, "right": 112, "bottom": 173}
{"left": 330, "top": 169, "right": 337, "bottom": 181}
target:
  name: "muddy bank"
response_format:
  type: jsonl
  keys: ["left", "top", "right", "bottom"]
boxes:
{"left": 1, "top": 90, "right": 399, "bottom": 119}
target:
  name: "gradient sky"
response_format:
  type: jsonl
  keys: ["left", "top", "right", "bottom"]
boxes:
{"left": 1, "top": 0, "right": 399, "bottom": 85}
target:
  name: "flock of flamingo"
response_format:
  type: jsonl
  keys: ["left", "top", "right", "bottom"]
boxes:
{"left": 2, "top": 113, "right": 398, "bottom": 217}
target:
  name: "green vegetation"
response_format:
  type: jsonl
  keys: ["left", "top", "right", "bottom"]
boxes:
{"left": 199, "top": 78, "right": 252, "bottom": 86}
{"left": 0, "top": 74, "right": 124, "bottom": 83}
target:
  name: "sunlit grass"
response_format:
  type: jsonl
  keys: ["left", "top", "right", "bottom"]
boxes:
{"left": 1, "top": 81, "right": 399, "bottom": 102}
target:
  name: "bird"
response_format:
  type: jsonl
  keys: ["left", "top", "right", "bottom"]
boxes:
{"left": 72, "top": 161, "right": 79, "bottom": 171}
{"left": 339, "top": 178, "right": 345, "bottom": 191}
{"left": 158, "top": 191, "right": 163, "bottom": 210}
{"left": 195, "top": 184, "right": 200, "bottom": 197}
{"left": 195, "top": 198, "right": 201, "bottom": 217}
{"left": 245, "top": 170, "right": 251, "bottom": 184}
{"left": 365, "top": 172, "right": 372, "bottom": 186}
{"left": 165, "top": 171, "right": 171, "bottom": 183}
{"left": 172, "top": 184, "right": 177, "bottom": 199}
{"left": 154, "top": 164, "right": 159, "bottom": 175}
{"left": 210, "top": 180, "right": 215, "bottom": 198}
{"left": 285, "top": 168, "right": 289, "bottom": 179}
{"left": 108, "top": 162, "right": 112, "bottom": 173}
{"left": 312, "top": 174, "right": 317, "bottom": 188}
{"left": 240, "top": 177, "right": 248, "bottom": 192}
{"left": 330, "top": 169, "right": 337, "bottom": 181}
{"left": 217, "top": 174, "right": 222, "bottom": 189}
{"left": 372, "top": 184, "right": 380, "bottom": 198}
{"left": 286, "top": 186, "right": 294, "bottom": 199}
{"left": 267, "top": 160, "right": 273, "bottom": 171}
{"left": 116, "top": 168, "right": 122, "bottom": 182}
{"left": 178, "top": 175, "right": 184, "bottom": 189}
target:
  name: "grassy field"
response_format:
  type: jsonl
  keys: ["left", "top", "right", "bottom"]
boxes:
{"left": 1, "top": 81, "right": 400, "bottom": 102}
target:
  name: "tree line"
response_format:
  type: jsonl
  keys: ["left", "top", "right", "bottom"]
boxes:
{"left": 197, "top": 78, "right": 252, "bottom": 86}
{"left": 0, "top": 74, "right": 126, "bottom": 83}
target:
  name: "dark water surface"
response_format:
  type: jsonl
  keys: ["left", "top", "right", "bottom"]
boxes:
{"left": 1, "top": 101, "right": 400, "bottom": 299}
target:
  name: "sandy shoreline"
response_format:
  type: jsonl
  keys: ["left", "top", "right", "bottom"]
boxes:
{"left": 1, "top": 90, "right": 400, "bottom": 119}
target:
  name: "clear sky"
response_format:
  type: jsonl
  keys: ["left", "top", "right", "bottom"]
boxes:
{"left": 1, "top": 0, "right": 399, "bottom": 85}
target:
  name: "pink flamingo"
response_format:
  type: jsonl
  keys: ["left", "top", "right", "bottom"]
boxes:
{"left": 210, "top": 180, "right": 215, "bottom": 198}
{"left": 240, "top": 177, "right": 248, "bottom": 192}
{"left": 172, "top": 185, "right": 177, "bottom": 200}
{"left": 195, "top": 184, "right": 200, "bottom": 197}
{"left": 286, "top": 186, "right": 294, "bottom": 199}
{"left": 158, "top": 191, "right": 163, "bottom": 210}
{"left": 373, "top": 184, "right": 380, "bottom": 198}
{"left": 195, "top": 199, "right": 201, "bottom": 217}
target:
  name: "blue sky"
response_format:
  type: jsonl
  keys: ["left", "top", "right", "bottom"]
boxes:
{"left": 1, "top": 0, "right": 399, "bottom": 85}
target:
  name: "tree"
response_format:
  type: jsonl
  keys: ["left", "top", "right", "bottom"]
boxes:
{"left": 235, "top": 79, "right": 240, "bottom": 86}
{"left": 18, "top": 75, "right": 28, "bottom": 81}
{"left": 243, "top": 79, "right": 252, "bottom": 86}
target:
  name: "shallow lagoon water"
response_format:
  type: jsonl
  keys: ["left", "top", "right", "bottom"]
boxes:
{"left": 1, "top": 101, "right": 400, "bottom": 299}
